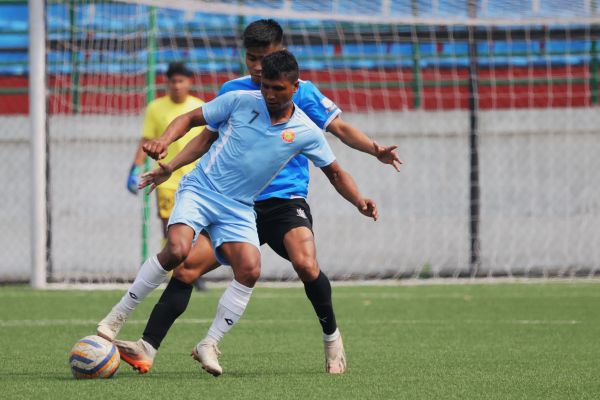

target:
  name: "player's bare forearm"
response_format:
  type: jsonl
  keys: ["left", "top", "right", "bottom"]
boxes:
{"left": 321, "top": 161, "right": 378, "bottom": 220}
{"left": 144, "top": 109, "right": 209, "bottom": 160}
{"left": 327, "top": 117, "right": 403, "bottom": 172}
{"left": 166, "top": 129, "right": 218, "bottom": 172}
{"left": 327, "top": 117, "right": 376, "bottom": 155}
{"left": 325, "top": 166, "right": 361, "bottom": 206}
{"left": 140, "top": 130, "right": 217, "bottom": 194}
{"left": 161, "top": 108, "right": 208, "bottom": 145}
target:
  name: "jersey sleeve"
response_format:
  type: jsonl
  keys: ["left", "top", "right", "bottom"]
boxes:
{"left": 206, "top": 82, "right": 235, "bottom": 131}
{"left": 301, "top": 129, "right": 336, "bottom": 168}
{"left": 141, "top": 102, "right": 158, "bottom": 139}
{"left": 297, "top": 81, "right": 342, "bottom": 130}
{"left": 201, "top": 91, "right": 239, "bottom": 129}
{"left": 217, "top": 81, "right": 233, "bottom": 97}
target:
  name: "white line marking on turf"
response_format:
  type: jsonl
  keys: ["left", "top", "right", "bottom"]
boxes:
{"left": 0, "top": 318, "right": 581, "bottom": 328}
{"left": 1, "top": 291, "right": 599, "bottom": 300}
{"left": 8, "top": 277, "right": 600, "bottom": 291}
{"left": 0, "top": 319, "right": 212, "bottom": 327}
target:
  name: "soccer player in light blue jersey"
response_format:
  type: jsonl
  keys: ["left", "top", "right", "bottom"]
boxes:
{"left": 108, "top": 19, "right": 401, "bottom": 376}
{"left": 97, "top": 50, "right": 378, "bottom": 376}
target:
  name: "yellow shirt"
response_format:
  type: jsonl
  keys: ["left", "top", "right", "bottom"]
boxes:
{"left": 142, "top": 95, "right": 205, "bottom": 190}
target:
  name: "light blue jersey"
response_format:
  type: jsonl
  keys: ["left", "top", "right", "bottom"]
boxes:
{"left": 191, "top": 90, "right": 336, "bottom": 206}
{"left": 209, "top": 76, "right": 341, "bottom": 201}
{"left": 170, "top": 90, "right": 336, "bottom": 265}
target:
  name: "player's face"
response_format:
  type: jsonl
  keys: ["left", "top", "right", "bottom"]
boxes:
{"left": 261, "top": 76, "right": 299, "bottom": 114}
{"left": 167, "top": 74, "right": 192, "bottom": 103}
{"left": 245, "top": 43, "right": 284, "bottom": 84}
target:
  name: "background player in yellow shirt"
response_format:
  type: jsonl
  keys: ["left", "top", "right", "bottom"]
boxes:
{"left": 126, "top": 62, "right": 206, "bottom": 289}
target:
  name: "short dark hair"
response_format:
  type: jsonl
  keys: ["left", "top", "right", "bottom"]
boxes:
{"left": 166, "top": 62, "right": 193, "bottom": 79}
{"left": 242, "top": 19, "right": 283, "bottom": 49}
{"left": 261, "top": 50, "right": 299, "bottom": 83}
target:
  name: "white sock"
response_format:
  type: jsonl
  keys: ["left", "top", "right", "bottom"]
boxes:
{"left": 323, "top": 328, "right": 340, "bottom": 342}
{"left": 114, "top": 255, "right": 168, "bottom": 315}
{"left": 206, "top": 279, "right": 253, "bottom": 342}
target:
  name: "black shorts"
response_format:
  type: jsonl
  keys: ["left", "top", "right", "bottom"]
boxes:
{"left": 254, "top": 197, "right": 313, "bottom": 260}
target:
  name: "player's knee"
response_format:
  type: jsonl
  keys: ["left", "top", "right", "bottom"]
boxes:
{"left": 164, "top": 240, "right": 191, "bottom": 265}
{"left": 234, "top": 261, "right": 261, "bottom": 286}
{"left": 291, "top": 255, "right": 319, "bottom": 282}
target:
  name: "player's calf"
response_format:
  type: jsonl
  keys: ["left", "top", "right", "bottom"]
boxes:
{"left": 291, "top": 257, "right": 320, "bottom": 282}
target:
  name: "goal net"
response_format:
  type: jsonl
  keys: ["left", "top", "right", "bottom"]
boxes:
{"left": 2, "top": 0, "right": 600, "bottom": 283}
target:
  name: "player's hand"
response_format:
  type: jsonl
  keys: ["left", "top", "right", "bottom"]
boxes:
{"left": 357, "top": 198, "right": 378, "bottom": 221}
{"left": 142, "top": 139, "right": 169, "bottom": 160}
{"left": 126, "top": 164, "right": 141, "bottom": 195}
{"left": 138, "top": 162, "right": 172, "bottom": 194}
{"left": 373, "top": 140, "right": 403, "bottom": 172}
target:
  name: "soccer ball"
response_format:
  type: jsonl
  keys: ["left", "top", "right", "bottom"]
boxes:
{"left": 69, "top": 335, "right": 120, "bottom": 379}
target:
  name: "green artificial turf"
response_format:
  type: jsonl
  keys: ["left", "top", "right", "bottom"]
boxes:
{"left": 0, "top": 282, "right": 598, "bottom": 399}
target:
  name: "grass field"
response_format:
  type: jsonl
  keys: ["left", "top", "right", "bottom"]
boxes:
{"left": 1, "top": 282, "right": 599, "bottom": 399}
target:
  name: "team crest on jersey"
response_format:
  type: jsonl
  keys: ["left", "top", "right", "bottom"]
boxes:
{"left": 281, "top": 129, "right": 295, "bottom": 143}
{"left": 320, "top": 97, "right": 335, "bottom": 112}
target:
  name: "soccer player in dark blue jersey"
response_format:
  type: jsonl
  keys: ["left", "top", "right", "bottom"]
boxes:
{"left": 107, "top": 19, "right": 402, "bottom": 376}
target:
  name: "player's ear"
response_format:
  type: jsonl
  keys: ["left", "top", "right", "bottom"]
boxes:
{"left": 293, "top": 80, "right": 299, "bottom": 93}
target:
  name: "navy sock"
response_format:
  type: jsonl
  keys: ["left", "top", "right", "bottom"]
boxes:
{"left": 303, "top": 271, "right": 337, "bottom": 335}
{"left": 142, "top": 277, "right": 193, "bottom": 349}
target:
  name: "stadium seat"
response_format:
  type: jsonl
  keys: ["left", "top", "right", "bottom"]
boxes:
{"left": 0, "top": 5, "right": 28, "bottom": 32}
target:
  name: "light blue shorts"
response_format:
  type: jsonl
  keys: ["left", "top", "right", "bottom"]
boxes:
{"left": 168, "top": 187, "right": 260, "bottom": 266}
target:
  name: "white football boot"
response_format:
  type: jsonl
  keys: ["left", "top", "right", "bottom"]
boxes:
{"left": 191, "top": 338, "right": 223, "bottom": 377}
{"left": 96, "top": 307, "right": 128, "bottom": 341}
{"left": 324, "top": 334, "right": 347, "bottom": 374}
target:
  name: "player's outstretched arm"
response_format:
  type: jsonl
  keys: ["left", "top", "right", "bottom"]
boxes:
{"left": 138, "top": 162, "right": 172, "bottom": 193}
{"left": 327, "top": 116, "right": 403, "bottom": 172}
{"left": 320, "top": 161, "right": 378, "bottom": 221}
{"left": 139, "top": 129, "right": 218, "bottom": 193}
{"left": 142, "top": 108, "right": 209, "bottom": 160}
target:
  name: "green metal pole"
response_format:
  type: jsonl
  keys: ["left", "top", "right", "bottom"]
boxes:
{"left": 142, "top": 6, "right": 157, "bottom": 262}
{"left": 411, "top": 0, "right": 421, "bottom": 109}
{"left": 592, "top": 40, "right": 598, "bottom": 105}
{"left": 467, "top": 0, "right": 481, "bottom": 276}
{"left": 237, "top": 13, "right": 246, "bottom": 75}
{"left": 69, "top": 0, "right": 79, "bottom": 113}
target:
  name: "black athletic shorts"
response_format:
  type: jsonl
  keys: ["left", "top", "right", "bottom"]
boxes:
{"left": 254, "top": 197, "right": 313, "bottom": 261}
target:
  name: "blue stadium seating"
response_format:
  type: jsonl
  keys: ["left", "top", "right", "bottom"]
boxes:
{"left": 0, "top": 5, "right": 28, "bottom": 32}
{"left": 0, "top": 2, "right": 595, "bottom": 74}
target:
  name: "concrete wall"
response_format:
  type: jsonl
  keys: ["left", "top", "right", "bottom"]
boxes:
{"left": 2, "top": 108, "right": 599, "bottom": 282}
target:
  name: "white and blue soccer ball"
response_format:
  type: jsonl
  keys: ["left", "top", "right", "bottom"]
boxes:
{"left": 69, "top": 335, "right": 120, "bottom": 379}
